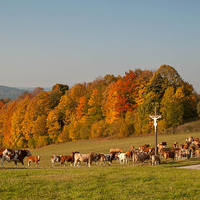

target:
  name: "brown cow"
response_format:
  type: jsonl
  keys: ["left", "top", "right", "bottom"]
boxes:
{"left": 173, "top": 141, "right": 178, "bottom": 149}
{"left": 96, "top": 154, "right": 106, "bottom": 165}
{"left": 159, "top": 148, "right": 171, "bottom": 158}
{"left": 193, "top": 141, "right": 200, "bottom": 146}
{"left": 196, "top": 143, "right": 200, "bottom": 149}
{"left": 125, "top": 151, "right": 133, "bottom": 160}
{"left": 143, "top": 147, "right": 155, "bottom": 154}
{"left": 195, "top": 149, "right": 200, "bottom": 158}
{"left": 27, "top": 156, "right": 41, "bottom": 167}
{"left": 60, "top": 151, "right": 79, "bottom": 166}
{"left": 110, "top": 148, "right": 123, "bottom": 154}
{"left": 163, "top": 151, "right": 176, "bottom": 163}
{"left": 132, "top": 152, "right": 150, "bottom": 165}
{"left": 1, "top": 148, "right": 32, "bottom": 168}
{"left": 139, "top": 144, "right": 150, "bottom": 151}
{"left": 130, "top": 146, "right": 135, "bottom": 151}
{"left": 183, "top": 141, "right": 191, "bottom": 149}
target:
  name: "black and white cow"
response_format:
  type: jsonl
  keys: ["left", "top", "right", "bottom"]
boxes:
{"left": 0, "top": 148, "right": 32, "bottom": 168}
{"left": 104, "top": 152, "right": 116, "bottom": 165}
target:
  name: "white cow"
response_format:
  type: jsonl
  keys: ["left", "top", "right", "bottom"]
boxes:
{"left": 117, "top": 153, "right": 128, "bottom": 164}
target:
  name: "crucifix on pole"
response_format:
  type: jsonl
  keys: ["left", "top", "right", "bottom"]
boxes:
{"left": 149, "top": 107, "right": 161, "bottom": 155}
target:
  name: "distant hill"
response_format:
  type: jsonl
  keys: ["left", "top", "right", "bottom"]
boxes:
{"left": 0, "top": 85, "right": 27, "bottom": 100}
{"left": 17, "top": 87, "right": 52, "bottom": 92}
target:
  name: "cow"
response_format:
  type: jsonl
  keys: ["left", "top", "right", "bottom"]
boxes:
{"left": 110, "top": 148, "right": 123, "bottom": 154}
{"left": 51, "top": 155, "right": 61, "bottom": 166}
{"left": 74, "top": 152, "right": 98, "bottom": 167}
{"left": 130, "top": 146, "right": 135, "bottom": 151}
{"left": 132, "top": 152, "right": 150, "bottom": 165}
{"left": 143, "top": 147, "right": 155, "bottom": 154}
{"left": 104, "top": 152, "right": 116, "bottom": 166}
{"left": 125, "top": 151, "right": 133, "bottom": 160}
{"left": 173, "top": 141, "right": 178, "bottom": 149}
{"left": 196, "top": 143, "right": 200, "bottom": 149}
{"left": 157, "top": 144, "right": 165, "bottom": 153}
{"left": 178, "top": 149, "right": 191, "bottom": 160}
{"left": 189, "top": 146, "right": 195, "bottom": 158}
{"left": 117, "top": 153, "right": 128, "bottom": 164}
{"left": 179, "top": 144, "right": 184, "bottom": 149}
{"left": 27, "top": 156, "right": 41, "bottom": 167}
{"left": 0, "top": 148, "right": 32, "bottom": 168}
{"left": 193, "top": 140, "right": 200, "bottom": 146}
{"left": 163, "top": 151, "right": 176, "bottom": 163}
{"left": 139, "top": 144, "right": 150, "bottom": 151}
{"left": 186, "top": 136, "right": 193, "bottom": 142}
{"left": 96, "top": 153, "right": 106, "bottom": 166}
{"left": 158, "top": 142, "right": 167, "bottom": 147}
{"left": 151, "top": 154, "right": 161, "bottom": 165}
{"left": 60, "top": 151, "right": 79, "bottom": 166}
{"left": 195, "top": 149, "right": 200, "bottom": 158}
{"left": 183, "top": 141, "right": 191, "bottom": 149}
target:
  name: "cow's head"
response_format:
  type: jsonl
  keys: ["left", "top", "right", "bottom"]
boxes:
{"left": 26, "top": 150, "right": 32, "bottom": 157}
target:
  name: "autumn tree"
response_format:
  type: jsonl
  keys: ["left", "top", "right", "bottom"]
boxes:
{"left": 76, "top": 96, "right": 87, "bottom": 123}
{"left": 52, "top": 83, "right": 69, "bottom": 95}
{"left": 32, "top": 87, "right": 44, "bottom": 96}
{"left": 0, "top": 101, "right": 5, "bottom": 110}
{"left": 11, "top": 96, "right": 30, "bottom": 148}
{"left": 134, "top": 69, "right": 153, "bottom": 105}
{"left": 48, "top": 90, "right": 63, "bottom": 109}
{"left": 115, "top": 70, "right": 138, "bottom": 117}
{"left": 36, "top": 91, "right": 51, "bottom": 116}
{"left": 160, "top": 87, "right": 185, "bottom": 127}
{"left": 0, "top": 103, "right": 9, "bottom": 146}
{"left": 146, "top": 65, "right": 184, "bottom": 104}
{"left": 2, "top": 101, "right": 17, "bottom": 147}
{"left": 33, "top": 115, "right": 49, "bottom": 147}
{"left": 22, "top": 97, "right": 38, "bottom": 145}
{"left": 47, "top": 110, "right": 61, "bottom": 143}
{"left": 104, "top": 82, "right": 119, "bottom": 123}
{"left": 181, "top": 81, "right": 198, "bottom": 119}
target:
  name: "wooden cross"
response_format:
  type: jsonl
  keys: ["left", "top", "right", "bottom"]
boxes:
{"left": 149, "top": 107, "right": 161, "bottom": 155}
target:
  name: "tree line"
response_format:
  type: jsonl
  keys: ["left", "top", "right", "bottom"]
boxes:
{"left": 0, "top": 65, "right": 200, "bottom": 148}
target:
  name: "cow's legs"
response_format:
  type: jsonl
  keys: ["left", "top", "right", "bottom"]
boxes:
{"left": 15, "top": 161, "right": 17, "bottom": 168}
{"left": 19, "top": 160, "right": 25, "bottom": 168}
{"left": 1, "top": 157, "right": 5, "bottom": 168}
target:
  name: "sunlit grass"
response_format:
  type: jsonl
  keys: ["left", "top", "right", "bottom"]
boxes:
{"left": 1, "top": 131, "right": 200, "bottom": 199}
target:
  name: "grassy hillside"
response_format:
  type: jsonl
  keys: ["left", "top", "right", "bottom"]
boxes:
{"left": 30, "top": 130, "right": 200, "bottom": 165}
{"left": 1, "top": 131, "right": 200, "bottom": 199}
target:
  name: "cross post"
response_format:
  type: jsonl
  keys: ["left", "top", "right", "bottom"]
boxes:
{"left": 149, "top": 107, "right": 161, "bottom": 155}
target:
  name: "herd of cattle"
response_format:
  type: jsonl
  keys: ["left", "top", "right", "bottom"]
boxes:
{"left": 1, "top": 136, "right": 200, "bottom": 168}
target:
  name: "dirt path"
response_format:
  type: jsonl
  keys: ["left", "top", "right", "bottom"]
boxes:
{"left": 178, "top": 164, "right": 200, "bottom": 170}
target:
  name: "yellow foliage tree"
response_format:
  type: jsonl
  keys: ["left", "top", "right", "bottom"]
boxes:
{"left": 47, "top": 110, "right": 61, "bottom": 143}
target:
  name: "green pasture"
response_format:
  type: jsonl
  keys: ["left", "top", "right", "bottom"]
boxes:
{"left": 1, "top": 131, "right": 200, "bottom": 200}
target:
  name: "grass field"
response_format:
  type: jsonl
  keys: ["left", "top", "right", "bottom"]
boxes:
{"left": 1, "top": 131, "right": 200, "bottom": 199}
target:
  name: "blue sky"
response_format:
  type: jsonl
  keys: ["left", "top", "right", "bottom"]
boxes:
{"left": 0, "top": 0, "right": 200, "bottom": 93}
